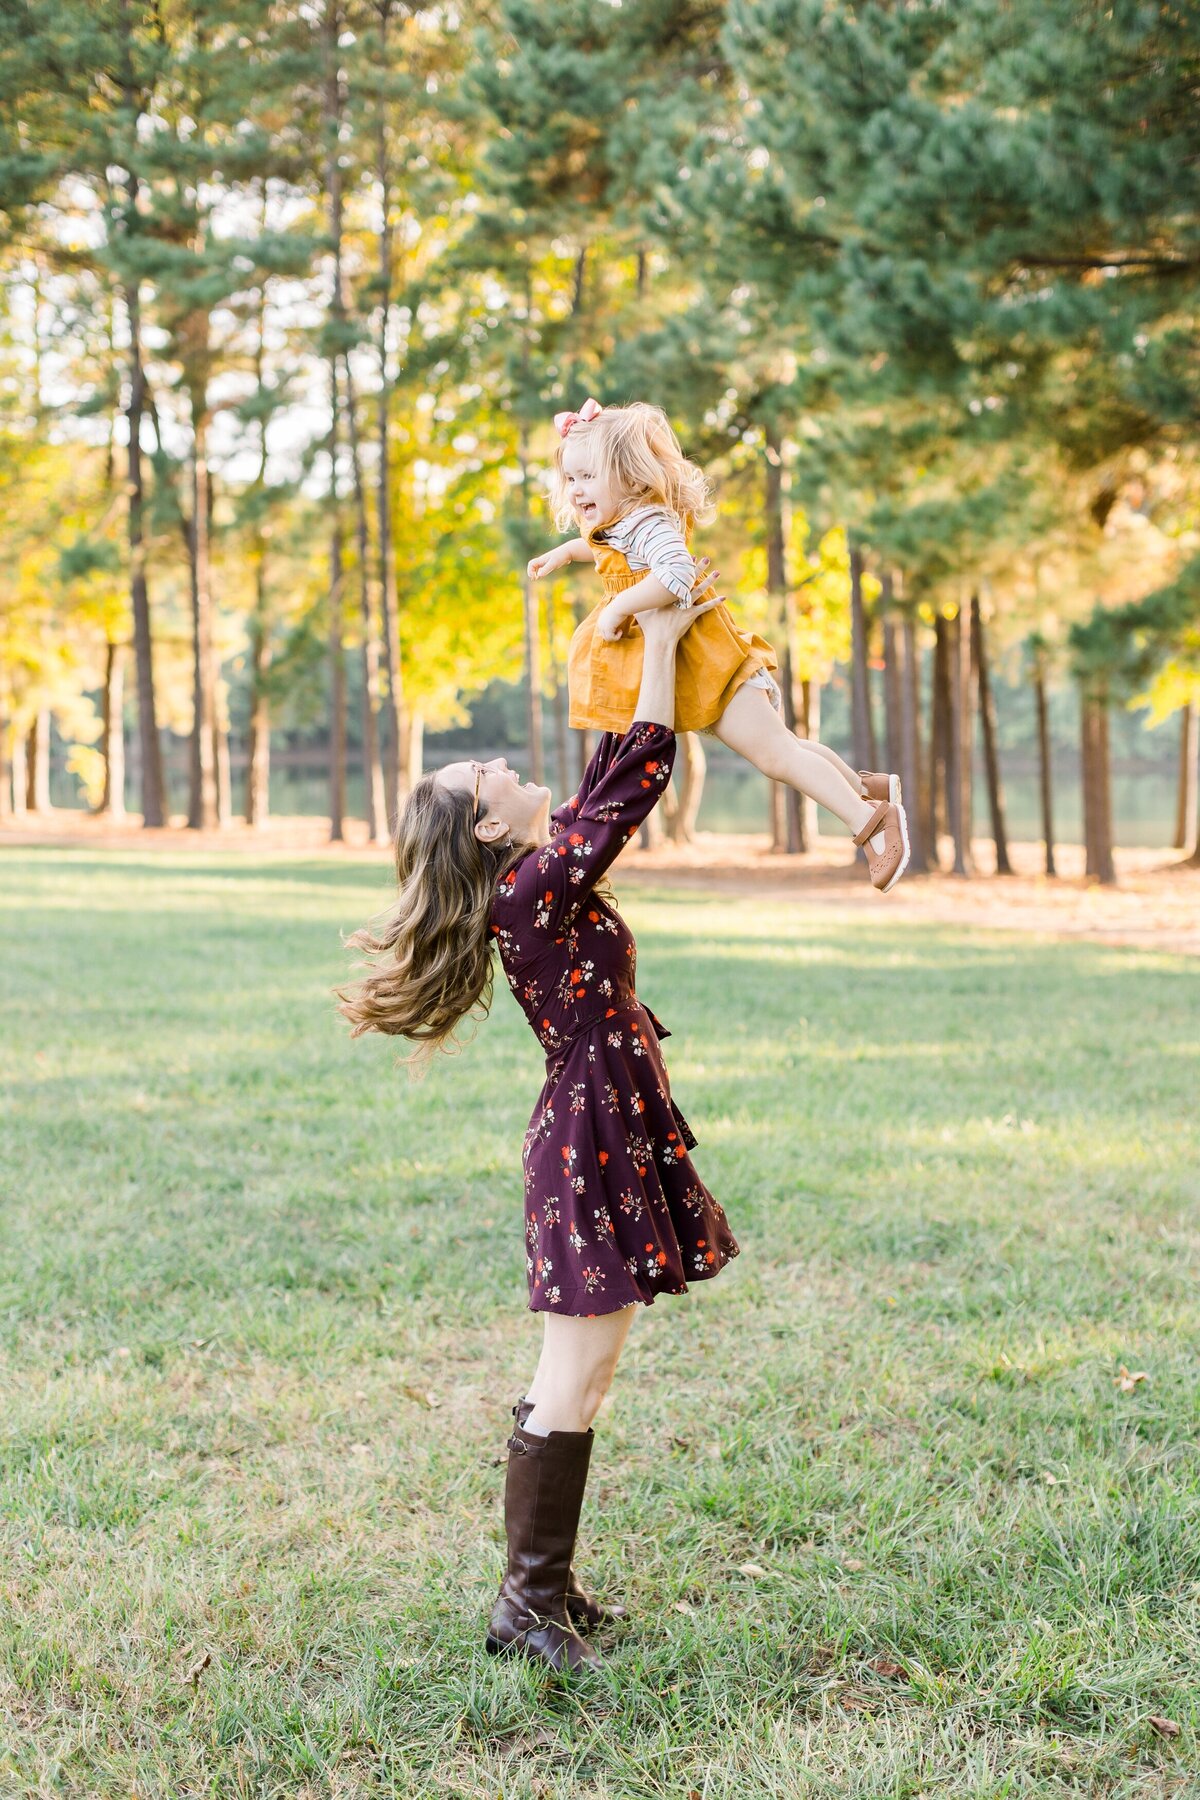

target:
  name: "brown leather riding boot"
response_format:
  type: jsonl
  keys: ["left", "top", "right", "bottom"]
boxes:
{"left": 513, "top": 1397, "right": 627, "bottom": 1631}
{"left": 485, "top": 1420, "right": 602, "bottom": 1671}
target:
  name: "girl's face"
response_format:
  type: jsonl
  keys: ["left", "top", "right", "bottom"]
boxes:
{"left": 561, "top": 436, "right": 620, "bottom": 532}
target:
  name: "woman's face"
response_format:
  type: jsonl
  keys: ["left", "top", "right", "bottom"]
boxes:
{"left": 435, "top": 755, "right": 552, "bottom": 847}
{"left": 561, "top": 436, "right": 619, "bottom": 531}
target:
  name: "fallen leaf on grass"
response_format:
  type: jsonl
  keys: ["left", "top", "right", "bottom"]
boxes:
{"left": 673, "top": 1601, "right": 695, "bottom": 1615}
{"left": 869, "top": 1658, "right": 905, "bottom": 1679}
{"left": 401, "top": 1385, "right": 439, "bottom": 1410}
{"left": 843, "top": 1558, "right": 865, "bottom": 1572}
{"left": 184, "top": 1649, "right": 211, "bottom": 1687}
{"left": 1115, "top": 1366, "right": 1149, "bottom": 1392}
{"left": 736, "top": 1563, "right": 768, "bottom": 1577}
{"left": 1149, "top": 1715, "right": 1181, "bottom": 1739}
{"left": 839, "top": 1691, "right": 874, "bottom": 1713}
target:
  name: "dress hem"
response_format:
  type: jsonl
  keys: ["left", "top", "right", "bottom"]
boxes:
{"left": 527, "top": 1246, "right": 740, "bottom": 1317}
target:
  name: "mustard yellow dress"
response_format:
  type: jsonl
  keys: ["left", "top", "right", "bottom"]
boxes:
{"left": 567, "top": 525, "right": 779, "bottom": 734}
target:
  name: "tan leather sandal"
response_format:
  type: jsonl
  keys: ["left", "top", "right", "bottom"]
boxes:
{"left": 859, "top": 770, "right": 902, "bottom": 806}
{"left": 853, "top": 799, "right": 911, "bottom": 892}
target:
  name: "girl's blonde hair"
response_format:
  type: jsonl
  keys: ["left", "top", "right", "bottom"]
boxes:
{"left": 550, "top": 402, "right": 715, "bottom": 537}
{"left": 336, "top": 775, "right": 526, "bottom": 1072}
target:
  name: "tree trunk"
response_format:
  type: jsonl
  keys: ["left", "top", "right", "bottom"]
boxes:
{"left": 881, "top": 572, "right": 899, "bottom": 777}
{"left": 27, "top": 711, "right": 51, "bottom": 814}
{"left": 374, "top": 0, "right": 406, "bottom": 829}
{"left": 547, "top": 586, "right": 571, "bottom": 804}
{"left": 1173, "top": 701, "right": 1197, "bottom": 854}
{"left": 123, "top": 276, "right": 165, "bottom": 826}
{"left": 945, "top": 607, "right": 973, "bottom": 876}
{"left": 214, "top": 705, "right": 231, "bottom": 827}
{"left": 669, "top": 733, "right": 706, "bottom": 844}
{"left": 639, "top": 803, "right": 665, "bottom": 850}
{"left": 325, "top": 3, "right": 347, "bottom": 845}
{"left": 118, "top": 13, "right": 166, "bottom": 831}
{"left": 898, "top": 614, "right": 927, "bottom": 874}
{"left": 246, "top": 273, "right": 271, "bottom": 830}
{"left": 848, "top": 535, "right": 878, "bottom": 773}
{"left": 0, "top": 717, "right": 11, "bottom": 821}
{"left": 187, "top": 401, "right": 219, "bottom": 829}
{"left": 929, "top": 613, "right": 951, "bottom": 868}
{"left": 343, "top": 356, "right": 388, "bottom": 845}
{"left": 1033, "top": 649, "right": 1056, "bottom": 877}
{"left": 971, "top": 594, "right": 1012, "bottom": 875}
{"left": 519, "top": 428, "right": 545, "bottom": 785}
{"left": 1095, "top": 690, "right": 1115, "bottom": 885}
{"left": 404, "top": 711, "right": 424, "bottom": 787}
{"left": 1082, "top": 683, "right": 1116, "bottom": 885}
{"left": 769, "top": 782, "right": 786, "bottom": 850}
{"left": 799, "top": 679, "right": 820, "bottom": 848}
{"left": 99, "top": 641, "right": 126, "bottom": 818}
{"left": 10, "top": 727, "right": 28, "bottom": 817}
{"left": 765, "top": 427, "right": 802, "bottom": 851}
{"left": 246, "top": 604, "right": 270, "bottom": 828}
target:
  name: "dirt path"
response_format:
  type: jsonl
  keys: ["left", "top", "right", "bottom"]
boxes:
{"left": 3, "top": 812, "right": 1197, "bottom": 957}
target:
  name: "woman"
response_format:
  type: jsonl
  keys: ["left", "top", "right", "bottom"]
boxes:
{"left": 340, "top": 574, "right": 740, "bottom": 1672}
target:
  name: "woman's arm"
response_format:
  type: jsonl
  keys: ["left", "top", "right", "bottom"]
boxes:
{"left": 526, "top": 600, "right": 722, "bottom": 929}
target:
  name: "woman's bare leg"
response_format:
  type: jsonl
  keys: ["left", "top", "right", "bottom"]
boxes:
{"left": 523, "top": 1306, "right": 638, "bottom": 1435}
{"left": 713, "top": 684, "right": 883, "bottom": 841}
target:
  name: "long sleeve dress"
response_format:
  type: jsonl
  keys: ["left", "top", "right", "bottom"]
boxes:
{"left": 490, "top": 721, "right": 740, "bottom": 1317}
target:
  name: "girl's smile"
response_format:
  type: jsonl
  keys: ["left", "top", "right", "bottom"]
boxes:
{"left": 561, "top": 440, "right": 620, "bottom": 531}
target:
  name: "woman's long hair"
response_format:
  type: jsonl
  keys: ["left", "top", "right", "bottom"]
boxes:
{"left": 550, "top": 401, "right": 716, "bottom": 536}
{"left": 337, "top": 775, "right": 526, "bottom": 1072}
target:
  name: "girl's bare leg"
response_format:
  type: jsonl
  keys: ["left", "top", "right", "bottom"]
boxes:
{"left": 713, "top": 684, "right": 884, "bottom": 843}
{"left": 805, "top": 738, "right": 868, "bottom": 794}
{"left": 523, "top": 1305, "right": 638, "bottom": 1435}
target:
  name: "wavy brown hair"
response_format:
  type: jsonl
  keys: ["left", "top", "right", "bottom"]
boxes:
{"left": 337, "top": 774, "right": 527, "bottom": 1072}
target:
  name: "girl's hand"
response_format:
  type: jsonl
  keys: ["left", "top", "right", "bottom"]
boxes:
{"left": 595, "top": 600, "right": 628, "bottom": 642}
{"left": 528, "top": 546, "right": 567, "bottom": 580}
{"left": 637, "top": 591, "right": 724, "bottom": 647}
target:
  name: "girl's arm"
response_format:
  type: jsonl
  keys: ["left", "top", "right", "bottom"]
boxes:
{"left": 528, "top": 537, "right": 591, "bottom": 579}
{"left": 597, "top": 557, "right": 723, "bottom": 641}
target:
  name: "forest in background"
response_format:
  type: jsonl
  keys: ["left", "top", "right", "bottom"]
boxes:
{"left": 1, "top": 0, "right": 1197, "bottom": 882}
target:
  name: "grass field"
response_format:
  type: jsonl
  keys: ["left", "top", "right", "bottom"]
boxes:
{"left": 1, "top": 849, "right": 1197, "bottom": 1799}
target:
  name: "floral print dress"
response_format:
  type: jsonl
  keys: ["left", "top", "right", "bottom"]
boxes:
{"left": 490, "top": 721, "right": 740, "bottom": 1316}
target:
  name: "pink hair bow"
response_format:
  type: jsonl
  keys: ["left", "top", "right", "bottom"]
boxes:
{"left": 553, "top": 396, "right": 603, "bottom": 437}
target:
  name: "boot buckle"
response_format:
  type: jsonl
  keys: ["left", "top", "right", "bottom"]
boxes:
{"left": 506, "top": 1433, "right": 528, "bottom": 1454}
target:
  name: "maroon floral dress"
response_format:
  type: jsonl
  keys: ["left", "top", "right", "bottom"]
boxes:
{"left": 490, "top": 721, "right": 740, "bottom": 1317}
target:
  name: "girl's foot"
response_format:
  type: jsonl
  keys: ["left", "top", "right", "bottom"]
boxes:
{"left": 853, "top": 800, "right": 911, "bottom": 892}
{"left": 860, "top": 770, "right": 902, "bottom": 806}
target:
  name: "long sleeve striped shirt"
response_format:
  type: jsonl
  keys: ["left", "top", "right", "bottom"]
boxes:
{"left": 597, "top": 505, "right": 695, "bottom": 606}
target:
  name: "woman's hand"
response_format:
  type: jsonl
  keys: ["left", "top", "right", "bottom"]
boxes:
{"left": 690, "top": 555, "right": 723, "bottom": 605}
{"left": 636, "top": 590, "right": 723, "bottom": 647}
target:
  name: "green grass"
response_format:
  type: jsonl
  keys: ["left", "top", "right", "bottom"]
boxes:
{"left": 1, "top": 848, "right": 1198, "bottom": 1799}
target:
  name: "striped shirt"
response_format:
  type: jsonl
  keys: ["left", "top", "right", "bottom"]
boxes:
{"left": 597, "top": 506, "right": 695, "bottom": 606}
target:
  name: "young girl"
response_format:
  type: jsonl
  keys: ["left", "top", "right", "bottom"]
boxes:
{"left": 528, "top": 399, "right": 910, "bottom": 891}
